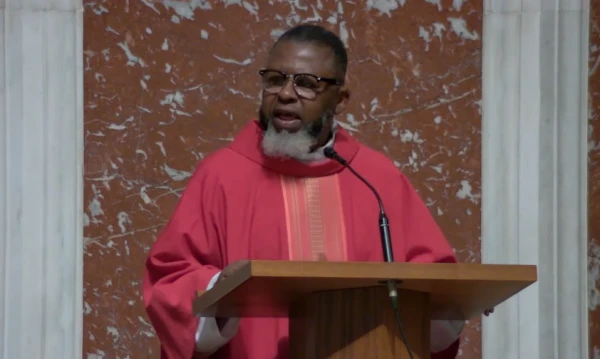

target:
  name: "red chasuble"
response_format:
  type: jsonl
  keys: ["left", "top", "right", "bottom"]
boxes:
{"left": 144, "top": 120, "right": 460, "bottom": 359}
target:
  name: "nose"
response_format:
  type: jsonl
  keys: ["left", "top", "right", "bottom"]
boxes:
{"left": 277, "top": 78, "right": 298, "bottom": 102}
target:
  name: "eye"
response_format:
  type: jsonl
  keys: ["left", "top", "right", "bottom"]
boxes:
{"left": 262, "top": 71, "right": 286, "bottom": 86}
{"left": 294, "top": 75, "right": 319, "bottom": 89}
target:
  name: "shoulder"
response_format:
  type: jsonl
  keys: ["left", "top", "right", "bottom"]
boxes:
{"left": 353, "top": 143, "right": 406, "bottom": 177}
{"left": 195, "top": 147, "right": 235, "bottom": 171}
{"left": 351, "top": 141, "right": 417, "bottom": 192}
{"left": 188, "top": 147, "right": 241, "bottom": 185}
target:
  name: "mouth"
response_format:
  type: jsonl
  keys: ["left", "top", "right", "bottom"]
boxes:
{"left": 272, "top": 109, "right": 302, "bottom": 131}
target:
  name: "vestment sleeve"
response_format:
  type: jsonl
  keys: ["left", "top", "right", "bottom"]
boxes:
{"left": 143, "top": 164, "right": 227, "bottom": 359}
{"left": 395, "top": 173, "right": 463, "bottom": 358}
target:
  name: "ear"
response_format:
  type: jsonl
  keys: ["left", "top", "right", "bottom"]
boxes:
{"left": 334, "top": 86, "right": 350, "bottom": 115}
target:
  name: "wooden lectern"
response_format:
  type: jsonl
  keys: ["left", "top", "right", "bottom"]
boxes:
{"left": 193, "top": 260, "right": 537, "bottom": 359}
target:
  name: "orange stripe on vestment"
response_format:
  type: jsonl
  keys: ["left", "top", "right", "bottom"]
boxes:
{"left": 280, "top": 175, "right": 348, "bottom": 261}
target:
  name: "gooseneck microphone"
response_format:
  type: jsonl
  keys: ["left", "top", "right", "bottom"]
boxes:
{"left": 324, "top": 147, "right": 414, "bottom": 359}
{"left": 323, "top": 148, "right": 394, "bottom": 264}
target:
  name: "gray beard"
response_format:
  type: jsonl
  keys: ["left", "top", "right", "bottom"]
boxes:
{"left": 261, "top": 113, "right": 332, "bottom": 162}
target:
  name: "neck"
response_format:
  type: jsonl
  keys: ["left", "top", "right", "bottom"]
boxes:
{"left": 309, "top": 127, "right": 334, "bottom": 153}
{"left": 296, "top": 121, "right": 338, "bottom": 162}
{"left": 297, "top": 128, "right": 336, "bottom": 163}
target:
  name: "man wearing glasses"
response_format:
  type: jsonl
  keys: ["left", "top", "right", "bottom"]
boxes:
{"left": 143, "top": 24, "right": 463, "bottom": 359}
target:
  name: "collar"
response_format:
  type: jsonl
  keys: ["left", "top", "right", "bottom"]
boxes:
{"left": 228, "top": 120, "right": 360, "bottom": 178}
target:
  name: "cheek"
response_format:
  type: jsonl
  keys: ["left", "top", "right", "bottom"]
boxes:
{"left": 302, "top": 100, "right": 334, "bottom": 122}
{"left": 260, "top": 96, "right": 275, "bottom": 113}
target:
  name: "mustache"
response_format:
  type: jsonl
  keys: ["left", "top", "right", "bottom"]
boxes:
{"left": 258, "top": 109, "right": 334, "bottom": 137}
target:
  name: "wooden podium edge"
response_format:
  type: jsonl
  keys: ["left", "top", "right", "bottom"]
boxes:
{"left": 246, "top": 260, "right": 537, "bottom": 281}
{"left": 192, "top": 261, "right": 253, "bottom": 314}
{"left": 193, "top": 260, "right": 538, "bottom": 315}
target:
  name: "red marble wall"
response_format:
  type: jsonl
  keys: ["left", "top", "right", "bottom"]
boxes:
{"left": 82, "top": 1, "right": 482, "bottom": 357}
{"left": 589, "top": 1, "right": 600, "bottom": 357}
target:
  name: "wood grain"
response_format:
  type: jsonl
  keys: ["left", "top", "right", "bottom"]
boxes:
{"left": 289, "top": 287, "right": 430, "bottom": 359}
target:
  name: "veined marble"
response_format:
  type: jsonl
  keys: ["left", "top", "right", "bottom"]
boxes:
{"left": 587, "top": 0, "right": 600, "bottom": 357}
{"left": 82, "top": 0, "right": 483, "bottom": 357}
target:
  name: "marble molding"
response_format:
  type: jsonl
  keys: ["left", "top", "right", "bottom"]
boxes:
{"left": 0, "top": 1, "right": 84, "bottom": 359}
{"left": 482, "top": 1, "right": 589, "bottom": 359}
{"left": 82, "top": 0, "right": 483, "bottom": 357}
{"left": 588, "top": 0, "right": 600, "bottom": 357}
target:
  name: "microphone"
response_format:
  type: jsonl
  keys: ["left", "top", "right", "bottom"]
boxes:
{"left": 323, "top": 147, "right": 394, "bottom": 263}
{"left": 324, "top": 146, "right": 414, "bottom": 359}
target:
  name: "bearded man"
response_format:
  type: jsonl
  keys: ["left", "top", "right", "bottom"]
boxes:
{"left": 143, "top": 24, "right": 464, "bottom": 359}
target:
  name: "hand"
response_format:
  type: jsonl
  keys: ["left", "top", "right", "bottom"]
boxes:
{"left": 217, "top": 259, "right": 250, "bottom": 283}
{"left": 484, "top": 308, "right": 495, "bottom": 316}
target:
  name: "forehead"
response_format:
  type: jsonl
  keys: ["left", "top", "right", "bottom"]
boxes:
{"left": 266, "top": 41, "right": 337, "bottom": 77}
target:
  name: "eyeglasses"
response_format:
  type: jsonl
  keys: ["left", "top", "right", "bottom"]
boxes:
{"left": 258, "top": 69, "right": 343, "bottom": 100}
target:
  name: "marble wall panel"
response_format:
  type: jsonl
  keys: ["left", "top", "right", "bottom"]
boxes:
{"left": 83, "top": 0, "right": 482, "bottom": 357}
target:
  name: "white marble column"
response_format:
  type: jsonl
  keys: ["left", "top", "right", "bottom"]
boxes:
{"left": 0, "top": 1, "right": 83, "bottom": 359}
{"left": 482, "top": 0, "right": 589, "bottom": 358}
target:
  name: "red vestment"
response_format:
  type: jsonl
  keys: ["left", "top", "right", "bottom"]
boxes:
{"left": 144, "top": 120, "right": 461, "bottom": 359}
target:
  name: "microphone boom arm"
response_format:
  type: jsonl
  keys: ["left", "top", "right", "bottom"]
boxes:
{"left": 323, "top": 146, "right": 414, "bottom": 359}
{"left": 323, "top": 147, "right": 393, "bottom": 262}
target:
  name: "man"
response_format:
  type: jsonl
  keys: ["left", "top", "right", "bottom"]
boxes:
{"left": 144, "top": 24, "right": 464, "bottom": 359}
